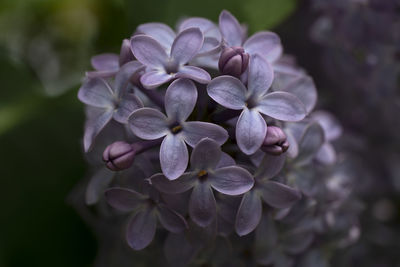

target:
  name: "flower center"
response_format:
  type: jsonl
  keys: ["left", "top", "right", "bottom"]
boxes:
{"left": 197, "top": 170, "right": 208, "bottom": 180}
{"left": 171, "top": 125, "right": 182, "bottom": 134}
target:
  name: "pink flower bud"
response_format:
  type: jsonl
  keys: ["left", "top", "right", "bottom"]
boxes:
{"left": 261, "top": 126, "right": 289, "bottom": 155}
{"left": 103, "top": 141, "right": 136, "bottom": 171}
{"left": 218, "top": 46, "right": 249, "bottom": 78}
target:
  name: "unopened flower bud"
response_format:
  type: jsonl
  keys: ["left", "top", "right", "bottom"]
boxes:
{"left": 119, "top": 39, "right": 135, "bottom": 66}
{"left": 103, "top": 141, "right": 136, "bottom": 171}
{"left": 218, "top": 46, "right": 249, "bottom": 78}
{"left": 261, "top": 126, "right": 289, "bottom": 155}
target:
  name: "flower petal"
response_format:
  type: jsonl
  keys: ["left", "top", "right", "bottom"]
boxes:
{"left": 85, "top": 167, "right": 114, "bottom": 205}
{"left": 136, "top": 22, "right": 176, "bottom": 50}
{"left": 171, "top": 27, "right": 204, "bottom": 65}
{"left": 190, "top": 138, "right": 222, "bottom": 170}
{"left": 78, "top": 78, "right": 113, "bottom": 108}
{"left": 130, "top": 35, "right": 168, "bottom": 68}
{"left": 219, "top": 10, "right": 243, "bottom": 47}
{"left": 189, "top": 182, "right": 217, "bottom": 227}
{"left": 113, "top": 94, "right": 143, "bottom": 123}
{"left": 157, "top": 204, "right": 188, "bottom": 233}
{"left": 281, "top": 75, "right": 317, "bottom": 114}
{"left": 160, "top": 134, "right": 189, "bottom": 180}
{"left": 149, "top": 172, "right": 196, "bottom": 194}
{"left": 236, "top": 109, "right": 267, "bottom": 155}
{"left": 310, "top": 111, "right": 342, "bottom": 141}
{"left": 243, "top": 31, "right": 282, "bottom": 63}
{"left": 235, "top": 191, "right": 262, "bottom": 236}
{"left": 165, "top": 78, "right": 197, "bottom": 122}
{"left": 126, "top": 209, "right": 157, "bottom": 250}
{"left": 257, "top": 92, "right": 307, "bottom": 122}
{"left": 114, "top": 61, "right": 145, "bottom": 97}
{"left": 247, "top": 54, "right": 274, "bottom": 97}
{"left": 315, "top": 142, "right": 336, "bottom": 165}
{"left": 209, "top": 166, "right": 254, "bottom": 195}
{"left": 140, "top": 70, "right": 173, "bottom": 89}
{"left": 182, "top": 121, "right": 228, "bottom": 147}
{"left": 91, "top": 53, "right": 119, "bottom": 71}
{"left": 176, "top": 66, "right": 211, "bottom": 84}
{"left": 128, "top": 108, "right": 169, "bottom": 140}
{"left": 258, "top": 181, "right": 301, "bottom": 209}
{"left": 83, "top": 109, "right": 113, "bottom": 152}
{"left": 294, "top": 122, "right": 325, "bottom": 166}
{"left": 104, "top": 187, "right": 147, "bottom": 212}
{"left": 207, "top": 76, "right": 247, "bottom": 110}
{"left": 216, "top": 152, "right": 236, "bottom": 168}
{"left": 255, "top": 153, "right": 286, "bottom": 180}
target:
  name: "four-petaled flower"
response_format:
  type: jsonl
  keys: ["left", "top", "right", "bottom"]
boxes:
{"left": 78, "top": 61, "right": 144, "bottom": 151}
{"left": 130, "top": 27, "right": 211, "bottom": 89}
{"left": 129, "top": 78, "right": 228, "bottom": 180}
{"left": 150, "top": 138, "right": 254, "bottom": 227}
{"left": 207, "top": 54, "right": 307, "bottom": 155}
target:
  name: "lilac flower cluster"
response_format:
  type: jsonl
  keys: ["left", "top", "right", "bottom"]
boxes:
{"left": 77, "top": 10, "right": 352, "bottom": 266}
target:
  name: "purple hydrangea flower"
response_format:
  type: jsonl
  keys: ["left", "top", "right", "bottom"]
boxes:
{"left": 149, "top": 138, "right": 254, "bottom": 227}
{"left": 130, "top": 28, "right": 211, "bottom": 89}
{"left": 219, "top": 10, "right": 283, "bottom": 64}
{"left": 207, "top": 54, "right": 307, "bottom": 155}
{"left": 78, "top": 61, "right": 144, "bottom": 151}
{"left": 105, "top": 187, "right": 188, "bottom": 250}
{"left": 129, "top": 78, "right": 228, "bottom": 179}
{"left": 235, "top": 153, "right": 301, "bottom": 236}
{"left": 86, "top": 39, "right": 135, "bottom": 78}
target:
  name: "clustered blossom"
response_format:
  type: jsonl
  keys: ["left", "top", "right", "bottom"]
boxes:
{"left": 76, "top": 10, "right": 355, "bottom": 266}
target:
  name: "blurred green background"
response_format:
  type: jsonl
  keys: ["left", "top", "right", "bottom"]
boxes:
{"left": 0, "top": 0, "right": 297, "bottom": 266}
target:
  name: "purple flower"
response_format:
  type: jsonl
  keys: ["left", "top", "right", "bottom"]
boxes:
{"left": 235, "top": 153, "right": 301, "bottom": 236}
{"left": 86, "top": 39, "right": 135, "bottom": 78}
{"left": 78, "top": 61, "right": 144, "bottom": 151}
{"left": 105, "top": 187, "right": 188, "bottom": 250}
{"left": 207, "top": 54, "right": 307, "bottom": 155}
{"left": 129, "top": 78, "right": 228, "bottom": 179}
{"left": 130, "top": 28, "right": 211, "bottom": 89}
{"left": 149, "top": 138, "right": 254, "bottom": 227}
{"left": 219, "top": 10, "right": 283, "bottom": 64}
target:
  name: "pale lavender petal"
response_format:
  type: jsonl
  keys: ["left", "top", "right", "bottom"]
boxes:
{"left": 176, "top": 66, "right": 211, "bottom": 84}
{"left": 236, "top": 109, "right": 267, "bottom": 155}
{"left": 258, "top": 181, "right": 301, "bottom": 209}
{"left": 281, "top": 76, "right": 317, "bottom": 114}
{"left": 104, "top": 187, "right": 147, "bottom": 212}
{"left": 78, "top": 78, "right": 113, "bottom": 108}
{"left": 235, "top": 191, "right": 262, "bottom": 236}
{"left": 243, "top": 31, "right": 282, "bottom": 62}
{"left": 257, "top": 92, "right": 307, "bottom": 122}
{"left": 113, "top": 94, "right": 143, "bottom": 123}
{"left": 255, "top": 153, "right": 286, "bottom": 180}
{"left": 219, "top": 10, "right": 243, "bottom": 47}
{"left": 247, "top": 54, "right": 274, "bottom": 97}
{"left": 171, "top": 27, "right": 203, "bottom": 65}
{"left": 295, "top": 122, "right": 325, "bottom": 166}
{"left": 157, "top": 204, "right": 188, "bottom": 233}
{"left": 91, "top": 53, "right": 119, "bottom": 71}
{"left": 114, "top": 61, "right": 144, "bottom": 97}
{"left": 216, "top": 152, "right": 236, "bottom": 168}
{"left": 310, "top": 111, "right": 342, "bottom": 141}
{"left": 315, "top": 142, "right": 336, "bottom": 165}
{"left": 128, "top": 108, "right": 169, "bottom": 140}
{"left": 149, "top": 172, "right": 196, "bottom": 194}
{"left": 140, "top": 70, "right": 173, "bottom": 89}
{"left": 83, "top": 109, "right": 113, "bottom": 152}
{"left": 160, "top": 134, "right": 189, "bottom": 180}
{"left": 189, "top": 182, "right": 216, "bottom": 227}
{"left": 209, "top": 166, "right": 254, "bottom": 195}
{"left": 182, "top": 121, "right": 228, "bottom": 147}
{"left": 85, "top": 167, "right": 114, "bottom": 205}
{"left": 207, "top": 76, "right": 247, "bottom": 110}
{"left": 190, "top": 138, "right": 221, "bottom": 170}
{"left": 136, "top": 23, "right": 176, "bottom": 50}
{"left": 126, "top": 209, "right": 157, "bottom": 250}
{"left": 165, "top": 78, "right": 197, "bottom": 122}
{"left": 85, "top": 70, "right": 118, "bottom": 79}
{"left": 130, "top": 35, "right": 168, "bottom": 68}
